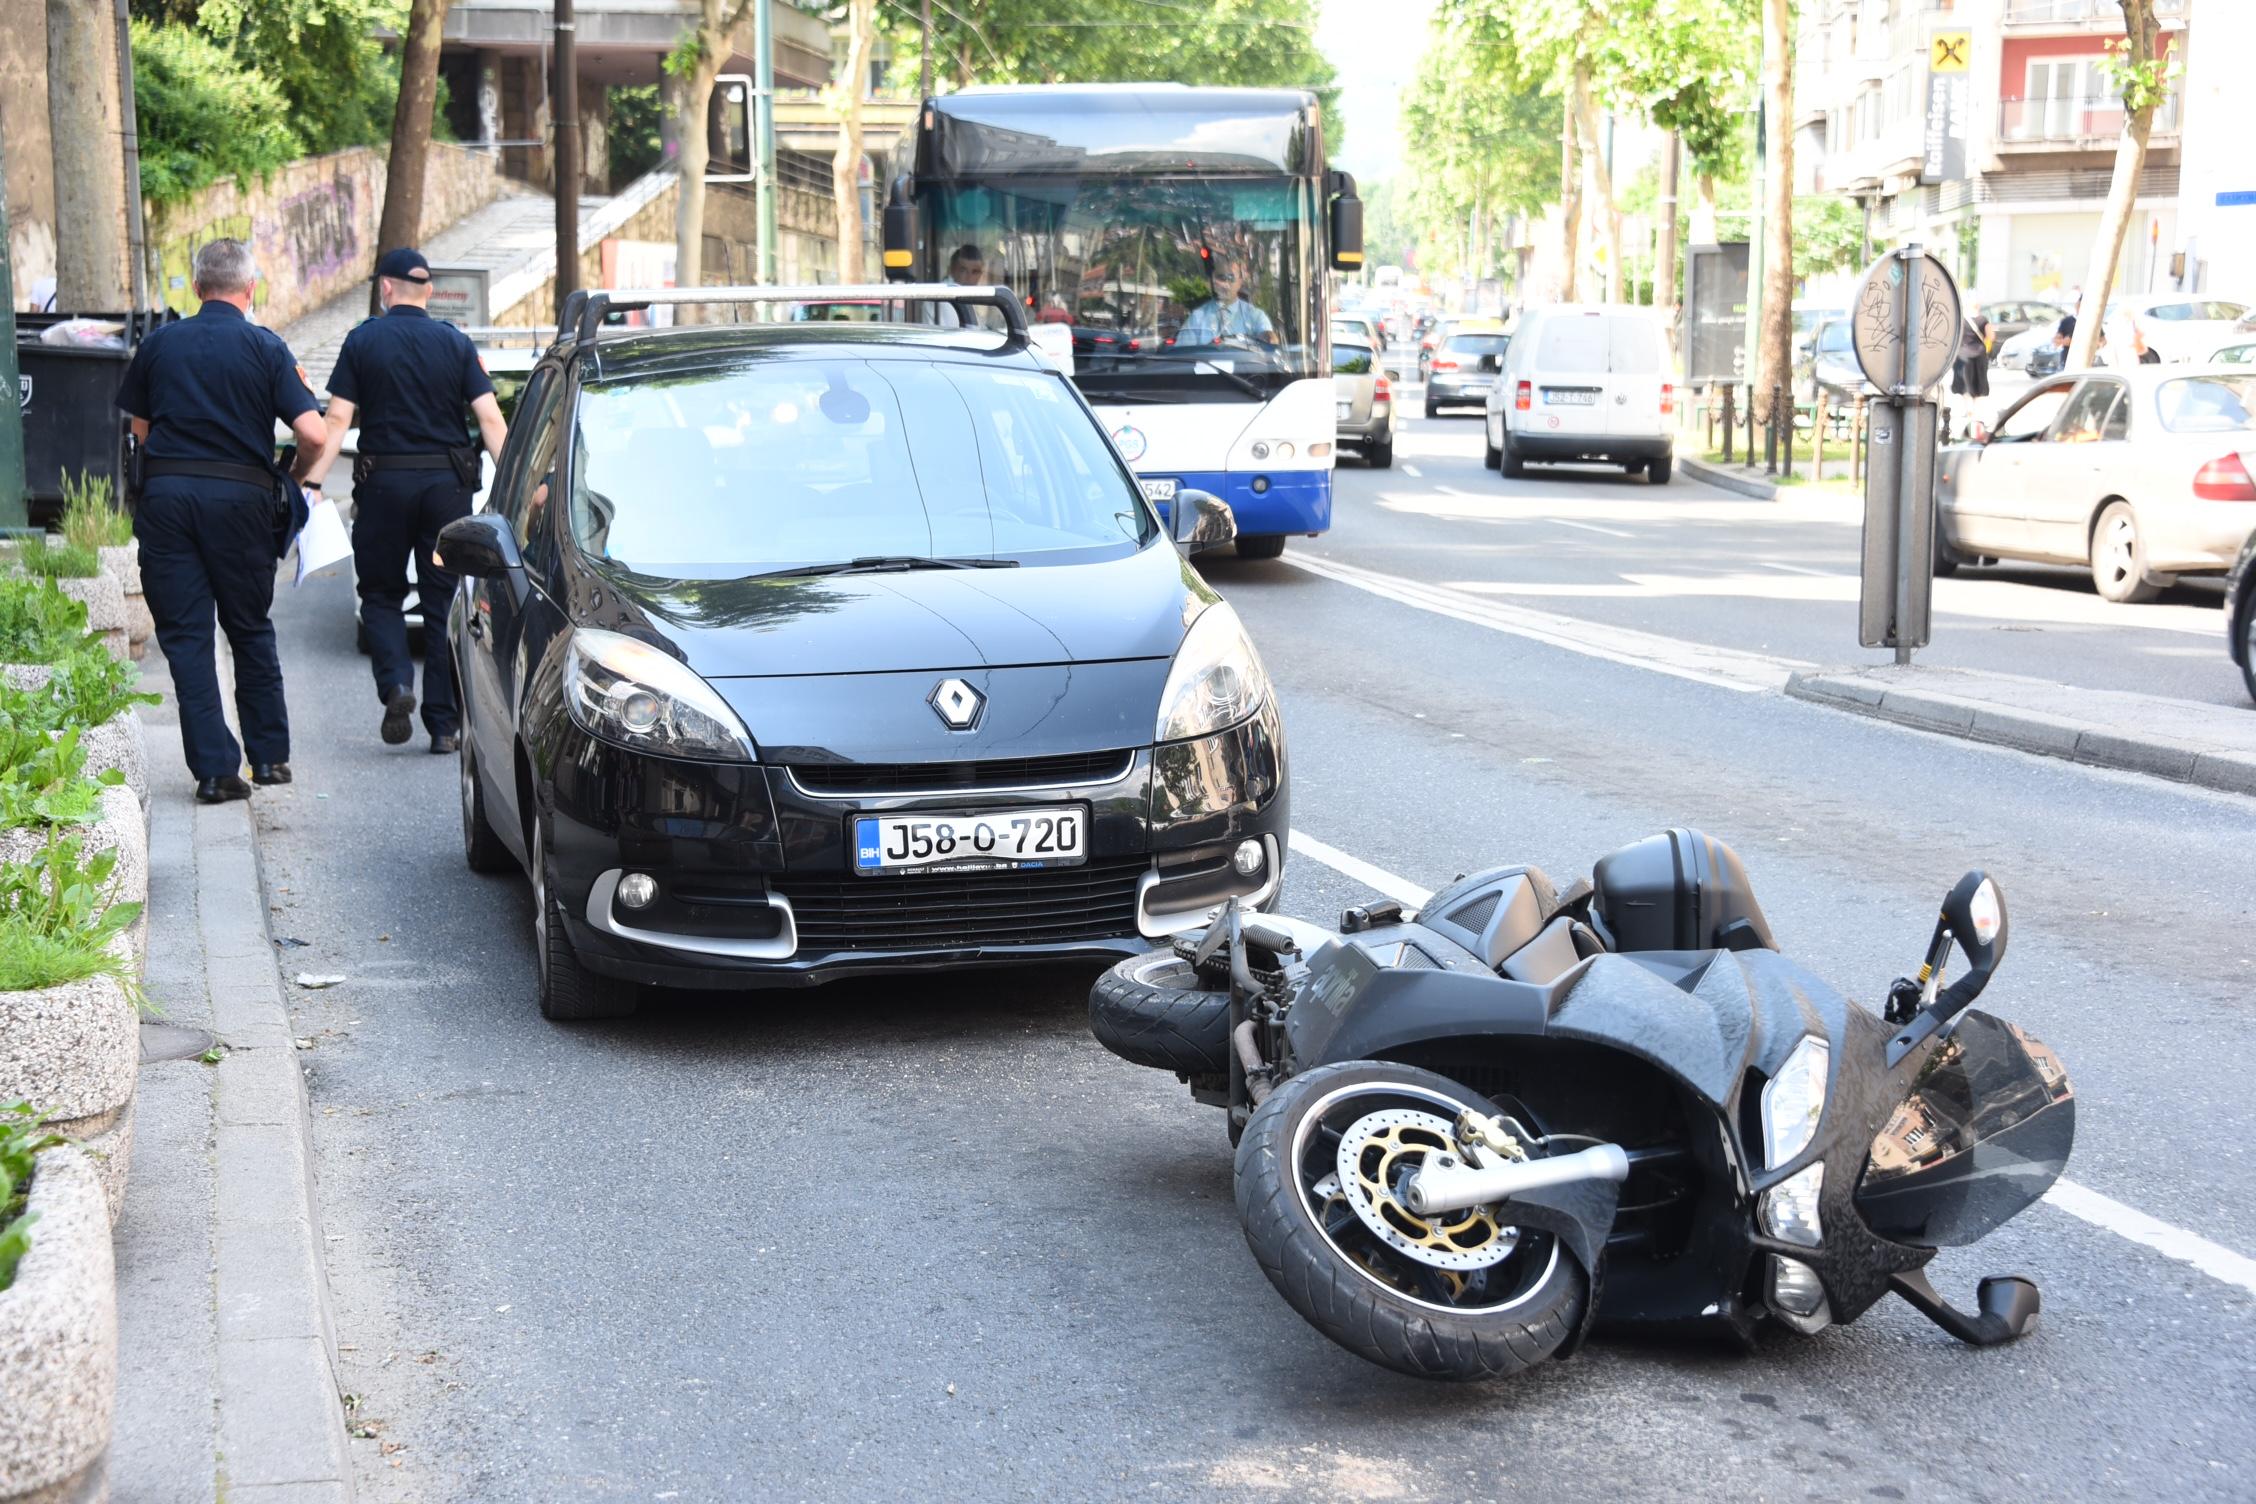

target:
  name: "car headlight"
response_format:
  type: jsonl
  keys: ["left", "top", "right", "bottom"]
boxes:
{"left": 1761, "top": 1036, "right": 1829, "bottom": 1167}
{"left": 1156, "top": 602, "right": 1271, "bottom": 743}
{"left": 563, "top": 627, "right": 755, "bottom": 762}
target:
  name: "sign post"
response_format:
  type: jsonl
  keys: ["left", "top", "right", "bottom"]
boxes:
{"left": 1850, "top": 244, "right": 1961, "bottom": 663}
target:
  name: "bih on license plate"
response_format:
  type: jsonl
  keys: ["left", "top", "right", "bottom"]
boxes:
{"left": 1139, "top": 477, "right": 1179, "bottom": 503}
{"left": 853, "top": 808, "right": 1088, "bottom": 873}
{"left": 1545, "top": 388, "right": 1599, "bottom": 405}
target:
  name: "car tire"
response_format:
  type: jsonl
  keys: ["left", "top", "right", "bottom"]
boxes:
{"left": 1500, "top": 431, "right": 1527, "bottom": 479}
{"left": 2091, "top": 501, "right": 2163, "bottom": 604}
{"left": 1933, "top": 524, "right": 1963, "bottom": 577}
{"left": 1483, "top": 426, "right": 1502, "bottom": 470}
{"left": 1423, "top": 398, "right": 1439, "bottom": 420}
{"left": 2239, "top": 597, "right": 2256, "bottom": 706}
{"left": 1235, "top": 534, "right": 1288, "bottom": 561}
{"left": 458, "top": 726, "right": 514, "bottom": 875}
{"left": 1647, "top": 453, "right": 1672, "bottom": 486}
{"left": 1089, "top": 949, "right": 1233, "bottom": 1074}
{"left": 1233, "top": 1061, "right": 1589, "bottom": 1382}
{"left": 531, "top": 818, "right": 640, "bottom": 1021}
{"left": 1367, "top": 438, "right": 1394, "bottom": 469}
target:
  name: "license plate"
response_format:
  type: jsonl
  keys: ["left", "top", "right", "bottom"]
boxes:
{"left": 853, "top": 808, "right": 1088, "bottom": 873}
{"left": 1545, "top": 388, "right": 1598, "bottom": 406}
{"left": 1139, "top": 477, "right": 1179, "bottom": 503}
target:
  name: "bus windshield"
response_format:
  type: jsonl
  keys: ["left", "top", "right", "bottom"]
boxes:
{"left": 927, "top": 175, "right": 1320, "bottom": 405}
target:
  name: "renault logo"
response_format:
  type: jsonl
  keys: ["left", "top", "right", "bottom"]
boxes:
{"left": 929, "top": 677, "right": 984, "bottom": 730}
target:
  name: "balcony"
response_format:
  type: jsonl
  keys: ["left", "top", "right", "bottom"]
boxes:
{"left": 1996, "top": 93, "right": 2181, "bottom": 147}
{"left": 2003, "top": 0, "right": 2183, "bottom": 24}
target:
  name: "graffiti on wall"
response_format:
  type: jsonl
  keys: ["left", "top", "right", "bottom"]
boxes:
{"left": 156, "top": 212, "right": 254, "bottom": 314}
{"left": 153, "top": 172, "right": 362, "bottom": 317}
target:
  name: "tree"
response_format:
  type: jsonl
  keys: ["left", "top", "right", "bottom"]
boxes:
{"left": 1754, "top": 0, "right": 1793, "bottom": 400}
{"left": 2067, "top": 0, "right": 2168, "bottom": 371}
{"left": 1401, "top": 5, "right": 1564, "bottom": 291}
{"left": 829, "top": 0, "right": 878, "bottom": 281}
{"left": 669, "top": 1, "right": 759, "bottom": 307}
{"left": 372, "top": 0, "right": 450, "bottom": 312}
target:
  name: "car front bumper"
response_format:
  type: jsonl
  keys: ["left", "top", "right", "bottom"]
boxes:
{"left": 541, "top": 697, "right": 1290, "bottom": 988}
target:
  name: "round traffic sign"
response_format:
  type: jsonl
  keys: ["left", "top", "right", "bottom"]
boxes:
{"left": 1850, "top": 250, "right": 1963, "bottom": 394}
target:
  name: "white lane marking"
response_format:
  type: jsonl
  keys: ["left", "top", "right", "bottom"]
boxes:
{"left": 1282, "top": 553, "right": 1804, "bottom": 694}
{"left": 1762, "top": 560, "right": 1848, "bottom": 578}
{"left": 1438, "top": 486, "right": 1479, "bottom": 498}
{"left": 2044, "top": 1178, "right": 2256, "bottom": 1297}
{"left": 1551, "top": 518, "right": 1634, "bottom": 539}
{"left": 1401, "top": 463, "right": 1423, "bottom": 478}
{"left": 1288, "top": 830, "right": 2256, "bottom": 1298}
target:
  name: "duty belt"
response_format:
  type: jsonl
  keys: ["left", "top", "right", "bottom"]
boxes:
{"left": 140, "top": 458, "right": 276, "bottom": 489}
{"left": 357, "top": 452, "right": 458, "bottom": 471}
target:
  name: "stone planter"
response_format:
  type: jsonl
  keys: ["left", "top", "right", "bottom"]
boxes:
{"left": 49, "top": 579, "right": 127, "bottom": 664}
{"left": 94, "top": 545, "right": 149, "bottom": 662}
{"left": 0, "top": 1146, "right": 116, "bottom": 1504}
{"left": 0, "top": 940, "right": 139, "bottom": 1224}
{"left": 0, "top": 787, "right": 149, "bottom": 972}
{"left": 0, "top": 679, "right": 151, "bottom": 816}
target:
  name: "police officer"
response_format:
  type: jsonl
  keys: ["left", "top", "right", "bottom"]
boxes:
{"left": 115, "top": 238, "right": 327, "bottom": 804}
{"left": 304, "top": 247, "right": 507, "bottom": 753}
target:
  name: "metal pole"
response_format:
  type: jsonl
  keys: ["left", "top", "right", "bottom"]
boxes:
{"left": 0, "top": 102, "right": 27, "bottom": 527}
{"left": 1894, "top": 243, "right": 1922, "bottom": 667}
{"left": 553, "top": 0, "right": 580, "bottom": 310}
{"left": 113, "top": 0, "right": 148, "bottom": 311}
{"left": 755, "top": 0, "right": 777, "bottom": 283}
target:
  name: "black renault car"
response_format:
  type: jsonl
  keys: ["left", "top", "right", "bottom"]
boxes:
{"left": 435, "top": 285, "right": 1289, "bottom": 1018}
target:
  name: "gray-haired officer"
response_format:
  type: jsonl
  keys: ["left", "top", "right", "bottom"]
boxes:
{"left": 304, "top": 247, "right": 507, "bottom": 753}
{"left": 116, "top": 238, "right": 326, "bottom": 803}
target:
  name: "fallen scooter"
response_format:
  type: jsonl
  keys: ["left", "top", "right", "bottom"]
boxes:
{"left": 1090, "top": 828, "right": 2074, "bottom": 1381}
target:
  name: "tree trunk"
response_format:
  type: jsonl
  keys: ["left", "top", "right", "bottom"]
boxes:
{"left": 673, "top": 52, "right": 717, "bottom": 310}
{"left": 833, "top": 0, "right": 876, "bottom": 281}
{"left": 1658, "top": 131, "right": 1682, "bottom": 363}
{"left": 1757, "top": 0, "right": 1796, "bottom": 399}
{"left": 2068, "top": 0, "right": 2160, "bottom": 370}
{"left": 1575, "top": 83, "right": 1620, "bottom": 304}
{"left": 374, "top": 0, "right": 452, "bottom": 314}
{"left": 1557, "top": 79, "right": 1584, "bottom": 302}
{"left": 47, "top": 0, "right": 127, "bottom": 309}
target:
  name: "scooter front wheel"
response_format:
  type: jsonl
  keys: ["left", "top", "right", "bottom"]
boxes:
{"left": 1235, "top": 1061, "right": 1587, "bottom": 1381}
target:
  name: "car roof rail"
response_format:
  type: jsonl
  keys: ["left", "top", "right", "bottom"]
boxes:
{"left": 567, "top": 283, "right": 1031, "bottom": 352}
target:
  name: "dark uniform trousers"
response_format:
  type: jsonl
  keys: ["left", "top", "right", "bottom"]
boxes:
{"left": 353, "top": 469, "right": 473, "bottom": 736}
{"left": 135, "top": 476, "right": 289, "bottom": 778}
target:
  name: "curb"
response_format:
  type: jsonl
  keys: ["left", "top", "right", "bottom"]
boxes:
{"left": 1678, "top": 454, "right": 1779, "bottom": 500}
{"left": 1786, "top": 671, "right": 2256, "bottom": 798}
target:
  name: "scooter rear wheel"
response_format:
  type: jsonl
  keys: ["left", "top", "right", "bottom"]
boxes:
{"left": 1235, "top": 1061, "right": 1587, "bottom": 1381}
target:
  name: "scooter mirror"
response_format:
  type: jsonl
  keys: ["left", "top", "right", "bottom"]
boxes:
{"left": 1933, "top": 870, "right": 2007, "bottom": 1020}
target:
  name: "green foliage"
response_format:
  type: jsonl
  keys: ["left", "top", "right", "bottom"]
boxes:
{"left": 0, "top": 721, "right": 119, "bottom": 832}
{"left": 0, "top": 580, "right": 100, "bottom": 667}
{"left": 10, "top": 538, "right": 101, "bottom": 582}
{"left": 609, "top": 85, "right": 667, "bottom": 187}
{"left": 1791, "top": 195, "right": 1866, "bottom": 281}
{"left": 2097, "top": 34, "right": 2179, "bottom": 115}
{"left": 130, "top": 18, "right": 305, "bottom": 206}
{"left": 24, "top": 653, "right": 160, "bottom": 736}
{"left": 1, "top": 1103, "right": 66, "bottom": 1293}
{"left": 60, "top": 474, "right": 135, "bottom": 553}
{"left": 0, "top": 837, "right": 142, "bottom": 995}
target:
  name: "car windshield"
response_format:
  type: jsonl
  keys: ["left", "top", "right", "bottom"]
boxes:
{"left": 2154, "top": 375, "right": 2256, "bottom": 434}
{"left": 1816, "top": 322, "right": 1853, "bottom": 354}
{"left": 1333, "top": 341, "right": 1373, "bottom": 374}
{"left": 567, "top": 356, "right": 1157, "bottom": 578}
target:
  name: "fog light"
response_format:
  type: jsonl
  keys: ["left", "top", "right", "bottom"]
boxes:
{"left": 617, "top": 873, "right": 658, "bottom": 910}
{"left": 1251, "top": 475, "right": 1271, "bottom": 494}
{"left": 1233, "top": 839, "right": 1263, "bottom": 877}
{"left": 1769, "top": 1255, "right": 1829, "bottom": 1319}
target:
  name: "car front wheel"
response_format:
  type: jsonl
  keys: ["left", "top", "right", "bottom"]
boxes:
{"left": 530, "top": 817, "right": 640, "bottom": 1021}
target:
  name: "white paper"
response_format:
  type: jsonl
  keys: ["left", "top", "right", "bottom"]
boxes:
{"left": 293, "top": 497, "right": 353, "bottom": 585}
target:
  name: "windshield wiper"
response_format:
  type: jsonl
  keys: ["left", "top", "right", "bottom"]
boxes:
{"left": 755, "top": 555, "right": 1021, "bottom": 579}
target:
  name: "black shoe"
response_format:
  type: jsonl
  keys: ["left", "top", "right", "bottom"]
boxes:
{"left": 429, "top": 733, "right": 460, "bottom": 755}
{"left": 252, "top": 762, "right": 292, "bottom": 785}
{"left": 195, "top": 775, "right": 252, "bottom": 804}
{"left": 380, "top": 686, "right": 417, "bottom": 746}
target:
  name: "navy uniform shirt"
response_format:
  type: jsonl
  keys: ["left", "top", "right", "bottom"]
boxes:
{"left": 115, "top": 302, "right": 318, "bottom": 468}
{"left": 328, "top": 305, "right": 494, "bottom": 455}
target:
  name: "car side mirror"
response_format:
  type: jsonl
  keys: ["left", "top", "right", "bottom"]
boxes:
{"left": 436, "top": 512, "right": 522, "bottom": 578}
{"left": 1172, "top": 488, "right": 1237, "bottom": 549}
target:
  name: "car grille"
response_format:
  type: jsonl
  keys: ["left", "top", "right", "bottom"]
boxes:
{"left": 788, "top": 749, "right": 1135, "bottom": 795}
{"left": 776, "top": 858, "right": 1146, "bottom": 951}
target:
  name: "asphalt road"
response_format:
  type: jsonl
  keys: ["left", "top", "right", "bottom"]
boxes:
{"left": 255, "top": 411, "right": 2256, "bottom": 1503}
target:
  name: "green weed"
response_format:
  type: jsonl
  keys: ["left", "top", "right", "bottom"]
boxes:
{"left": 0, "top": 1102, "right": 65, "bottom": 1291}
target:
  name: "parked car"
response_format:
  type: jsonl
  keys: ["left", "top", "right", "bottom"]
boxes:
{"left": 1425, "top": 330, "right": 1509, "bottom": 417}
{"left": 1968, "top": 298, "right": 2070, "bottom": 351}
{"left": 435, "top": 285, "right": 1289, "bottom": 1017}
{"left": 2106, "top": 296, "right": 2252, "bottom": 363}
{"left": 1791, "top": 300, "right": 1845, "bottom": 364}
{"left": 1997, "top": 321, "right": 2058, "bottom": 375}
{"left": 2209, "top": 340, "right": 2256, "bottom": 366}
{"left": 2228, "top": 528, "right": 2256, "bottom": 704}
{"left": 1335, "top": 312, "right": 1386, "bottom": 355}
{"left": 1937, "top": 365, "right": 2256, "bottom": 602}
{"left": 1485, "top": 305, "right": 1674, "bottom": 483}
{"left": 1809, "top": 317, "right": 1871, "bottom": 403}
{"left": 1332, "top": 335, "right": 1393, "bottom": 468}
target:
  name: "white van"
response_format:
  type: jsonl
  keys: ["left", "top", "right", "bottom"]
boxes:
{"left": 1484, "top": 305, "right": 1676, "bottom": 484}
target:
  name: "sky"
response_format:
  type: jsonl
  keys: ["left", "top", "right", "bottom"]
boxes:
{"left": 1318, "top": 0, "right": 1441, "bottom": 184}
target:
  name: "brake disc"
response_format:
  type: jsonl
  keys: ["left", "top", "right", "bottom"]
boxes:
{"left": 1332, "top": 1106, "right": 1519, "bottom": 1272}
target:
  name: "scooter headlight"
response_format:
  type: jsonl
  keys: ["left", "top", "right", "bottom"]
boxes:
{"left": 563, "top": 628, "right": 756, "bottom": 762}
{"left": 1769, "top": 1255, "right": 1831, "bottom": 1322}
{"left": 1761, "top": 1036, "right": 1829, "bottom": 1167}
{"left": 1761, "top": 1162, "right": 1825, "bottom": 1247}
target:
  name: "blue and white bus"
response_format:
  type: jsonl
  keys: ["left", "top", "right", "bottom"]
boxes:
{"left": 885, "top": 85, "right": 1363, "bottom": 558}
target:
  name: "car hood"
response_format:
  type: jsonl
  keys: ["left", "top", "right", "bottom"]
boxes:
{"left": 564, "top": 539, "right": 1212, "bottom": 679}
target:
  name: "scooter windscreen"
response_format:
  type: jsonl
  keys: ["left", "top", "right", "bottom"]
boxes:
{"left": 1854, "top": 1010, "right": 2075, "bottom": 1248}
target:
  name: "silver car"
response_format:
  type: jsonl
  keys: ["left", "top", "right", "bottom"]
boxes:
{"left": 1937, "top": 366, "right": 2256, "bottom": 603}
{"left": 1331, "top": 335, "right": 1393, "bottom": 468}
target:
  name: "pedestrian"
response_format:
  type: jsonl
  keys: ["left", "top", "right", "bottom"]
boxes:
{"left": 1953, "top": 313, "right": 1992, "bottom": 399}
{"left": 115, "top": 238, "right": 326, "bottom": 804}
{"left": 303, "top": 248, "right": 507, "bottom": 754}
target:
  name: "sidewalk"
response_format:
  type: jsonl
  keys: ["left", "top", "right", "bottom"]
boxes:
{"left": 110, "top": 650, "right": 354, "bottom": 1501}
{"left": 1787, "top": 662, "right": 2256, "bottom": 797}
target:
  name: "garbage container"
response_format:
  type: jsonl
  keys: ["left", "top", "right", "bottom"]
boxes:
{"left": 14, "top": 309, "right": 173, "bottom": 524}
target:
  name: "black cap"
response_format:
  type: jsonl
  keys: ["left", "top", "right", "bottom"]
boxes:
{"left": 376, "top": 247, "right": 431, "bottom": 283}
